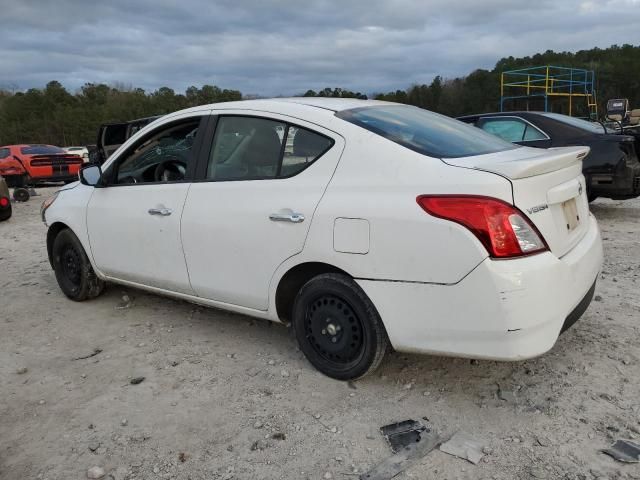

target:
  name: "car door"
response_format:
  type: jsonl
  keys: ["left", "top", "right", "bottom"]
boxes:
{"left": 86, "top": 113, "right": 207, "bottom": 294}
{"left": 477, "top": 116, "right": 552, "bottom": 148}
{"left": 181, "top": 113, "right": 344, "bottom": 310}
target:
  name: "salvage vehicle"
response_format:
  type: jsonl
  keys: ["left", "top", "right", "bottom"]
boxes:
{"left": 64, "top": 146, "right": 90, "bottom": 162}
{"left": 458, "top": 111, "right": 640, "bottom": 202}
{"left": 0, "top": 144, "right": 84, "bottom": 186}
{"left": 0, "top": 146, "right": 27, "bottom": 186}
{"left": 96, "top": 115, "right": 161, "bottom": 164}
{"left": 0, "top": 175, "right": 11, "bottom": 221}
{"left": 42, "top": 99, "right": 603, "bottom": 380}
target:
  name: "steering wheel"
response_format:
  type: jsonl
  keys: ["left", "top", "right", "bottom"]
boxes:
{"left": 154, "top": 157, "right": 187, "bottom": 182}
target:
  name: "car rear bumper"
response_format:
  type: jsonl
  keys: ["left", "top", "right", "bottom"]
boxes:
{"left": 589, "top": 162, "right": 640, "bottom": 199}
{"left": 357, "top": 214, "right": 603, "bottom": 360}
{"left": 30, "top": 174, "right": 78, "bottom": 184}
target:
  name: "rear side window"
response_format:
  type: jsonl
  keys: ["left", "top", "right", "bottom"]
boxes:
{"left": 282, "top": 126, "right": 333, "bottom": 177}
{"left": 207, "top": 116, "right": 333, "bottom": 180}
{"left": 336, "top": 106, "right": 517, "bottom": 158}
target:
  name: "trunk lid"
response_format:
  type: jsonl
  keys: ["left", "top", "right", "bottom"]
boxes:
{"left": 445, "top": 145, "right": 591, "bottom": 258}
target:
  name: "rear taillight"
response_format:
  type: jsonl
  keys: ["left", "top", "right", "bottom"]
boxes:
{"left": 417, "top": 195, "right": 548, "bottom": 258}
{"left": 0, "top": 197, "right": 9, "bottom": 208}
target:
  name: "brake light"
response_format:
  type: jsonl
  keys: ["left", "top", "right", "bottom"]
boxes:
{"left": 416, "top": 195, "right": 548, "bottom": 258}
{"left": 0, "top": 197, "right": 9, "bottom": 207}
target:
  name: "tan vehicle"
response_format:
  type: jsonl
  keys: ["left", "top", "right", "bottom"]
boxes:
{"left": 0, "top": 175, "right": 12, "bottom": 221}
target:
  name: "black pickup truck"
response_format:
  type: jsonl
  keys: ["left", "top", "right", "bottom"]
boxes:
{"left": 93, "top": 115, "right": 162, "bottom": 164}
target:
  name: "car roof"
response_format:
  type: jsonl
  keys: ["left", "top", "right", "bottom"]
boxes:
{"left": 458, "top": 111, "right": 542, "bottom": 119}
{"left": 173, "top": 97, "right": 397, "bottom": 116}
{"left": 0, "top": 144, "right": 57, "bottom": 148}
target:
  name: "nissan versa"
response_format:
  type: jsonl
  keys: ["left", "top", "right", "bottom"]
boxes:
{"left": 41, "top": 98, "right": 603, "bottom": 380}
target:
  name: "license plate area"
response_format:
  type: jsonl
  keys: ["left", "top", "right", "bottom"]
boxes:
{"left": 562, "top": 198, "right": 579, "bottom": 231}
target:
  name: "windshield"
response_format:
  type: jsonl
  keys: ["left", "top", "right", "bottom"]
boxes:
{"left": 21, "top": 145, "right": 66, "bottom": 155}
{"left": 540, "top": 112, "right": 606, "bottom": 134}
{"left": 336, "top": 105, "right": 517, "bottom": 158}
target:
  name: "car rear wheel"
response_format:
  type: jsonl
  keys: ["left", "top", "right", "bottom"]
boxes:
{"left": 52, "top": 229, "right": 105, "bottom": 301}
{"left": 13, "top": 188, "right": 30, "bottom": 202}
{"left": 292, "top": 273, "right": 389, "bottom": 380}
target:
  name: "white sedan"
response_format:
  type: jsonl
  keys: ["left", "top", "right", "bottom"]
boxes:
{"left": 63, "top": 146, "right": 90, "bottom": 162}
{"left": 41, "top": 98, "right": 603, "bottom": 380}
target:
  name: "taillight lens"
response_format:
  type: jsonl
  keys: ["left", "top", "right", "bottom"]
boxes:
{"left": 0, "top": 197, "right": 8, "bottom": 207}
{"left": 417, "top": 195, "right": 548, "bottom": 258}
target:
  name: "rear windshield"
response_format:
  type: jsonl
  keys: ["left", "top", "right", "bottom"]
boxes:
{"left": 336, "top": 105, "right": 517, "bottom": 158}
{"left": 540, "top": 112, "right": 606, "bottom": 134}
{"left": 20, "top": 145, "right": 65, "bottom": 155}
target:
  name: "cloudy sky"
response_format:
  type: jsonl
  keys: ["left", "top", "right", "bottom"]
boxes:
{"left": 1, "top": 0, "right": 639, "bottom": 96}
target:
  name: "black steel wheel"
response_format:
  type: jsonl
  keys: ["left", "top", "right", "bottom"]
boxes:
{"left": 292, "top": 273, "right": 389, "bottom": 380}
{"left": 52, "top": 228, "right": 105, "bottom": 301}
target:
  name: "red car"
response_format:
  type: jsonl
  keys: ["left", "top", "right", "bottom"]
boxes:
{"left": 0, "top": 144, "right": 83, "bottom": 187}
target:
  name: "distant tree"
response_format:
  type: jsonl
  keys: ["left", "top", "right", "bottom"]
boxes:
{"left": 1, "top": 44, "right": 638, "bottom": 146}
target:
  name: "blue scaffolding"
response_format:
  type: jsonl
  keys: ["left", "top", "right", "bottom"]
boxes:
{"left": 500, "top": 66, "right": 598, "bottom": 119}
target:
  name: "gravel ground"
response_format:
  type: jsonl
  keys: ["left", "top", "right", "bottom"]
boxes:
{"left": 1, "top": 187, "right": 639, "bottom": 480}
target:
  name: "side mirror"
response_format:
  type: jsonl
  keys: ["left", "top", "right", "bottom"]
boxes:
{"left": 79, "top": 164, "right": 102, "bottom": 186}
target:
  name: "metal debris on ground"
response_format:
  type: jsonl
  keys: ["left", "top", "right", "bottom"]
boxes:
{"left": 380, "top": 419, "right": 428, "bottom": 453}
{"left": 116, "top": 295, "right": 132, "bottom": 310}
{"left": 439, "top": 431, "right": 486, "bottom": 464}
{"left": 601, "top": 439, "right": 640, "bottom": 463}
{"left": 72, "top": 348, "right": 103, "bottom": 361}
{"left": 129, "top": 376, "right": 145, "bottom": 385}
{"left": 360, "top": 424, "right": 440, "bottom": 480}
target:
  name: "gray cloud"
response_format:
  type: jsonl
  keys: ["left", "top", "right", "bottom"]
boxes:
{"left": 1, "top": 0, "right": 638, "bottom": 96}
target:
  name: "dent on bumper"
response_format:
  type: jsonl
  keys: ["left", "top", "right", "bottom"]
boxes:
{"left": 357, "top": 215, "right": 603, "bottom": 361}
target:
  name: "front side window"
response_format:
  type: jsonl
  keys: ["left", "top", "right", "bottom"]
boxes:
{"left": 0, "top": 148, "right": 9, "bottom": 159}
{"left": 336, "top": 105, "right": 517, "bottom": 158}
{"left": 113, "top": 118, "right": 200, "bottom": 185}
{"left": 206, "top": 117, "right": 333, "bottom": 180}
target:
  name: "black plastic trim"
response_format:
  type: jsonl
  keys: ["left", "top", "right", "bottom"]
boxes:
{"left": 560, "top": 279, "right": 596, "bottom": 334}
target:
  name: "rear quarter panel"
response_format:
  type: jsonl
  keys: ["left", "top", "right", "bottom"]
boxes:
{"left": 281, "top": 124, "right": 514, "bottom": 285}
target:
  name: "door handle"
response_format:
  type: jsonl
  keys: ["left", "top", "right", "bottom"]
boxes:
{"left": 269, "top": 212, "right": 305, "bottom": 223}
{"left": 148, "top": 207, "right": 173, "bottom": 216}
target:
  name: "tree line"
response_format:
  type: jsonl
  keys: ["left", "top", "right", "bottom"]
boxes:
{"left": 1, "top": 44, "right": 638, "bottom": 147}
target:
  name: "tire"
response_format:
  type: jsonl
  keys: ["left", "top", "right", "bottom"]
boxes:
{"left": 52, "top": 229, "right": 105, "bottom": 301}
{"left": 0, "top": 205, "right": 11, "bottom": 221}
{"left": 292, "top": 273, "right": 389, "bottom": 380}
{"left": 13, "top": 188, "right": 30, "bottom": 202}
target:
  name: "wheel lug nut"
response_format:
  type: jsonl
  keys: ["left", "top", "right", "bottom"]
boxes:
{"left": 336, "top": 326, "right": 341, "bottom": 332}
{"left": 321, "top": 329, "right": 326, "bottom": 335}
{"left": 331, "top": 337, "right": 337, "bottom": 343}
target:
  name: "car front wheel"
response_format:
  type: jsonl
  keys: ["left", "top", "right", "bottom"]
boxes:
{"left": 52, "top": 229, "right": 105, "bottom": 301}
{"left": 292, "top": 273, "right": 389, "bottom": 380}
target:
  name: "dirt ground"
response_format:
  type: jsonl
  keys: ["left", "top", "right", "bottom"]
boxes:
{"left": 1, "top": 187, "right": 639, "bottom": 480}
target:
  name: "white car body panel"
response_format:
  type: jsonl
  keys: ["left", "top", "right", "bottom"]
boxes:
{"left": 87, "top": 183, "right": 193, "bottom": 294}
{"left": 43, "top": 98, "right": 604, "bottom": 362}
{"left": 181, "top": 111, "right": 346, "bottom": 310}
{"left": 357, "top": 214, "right": 602, "bottom": 358}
